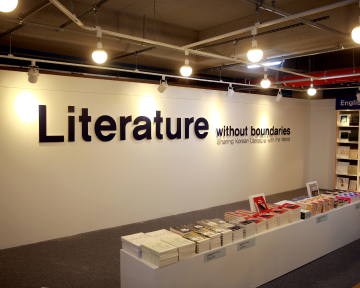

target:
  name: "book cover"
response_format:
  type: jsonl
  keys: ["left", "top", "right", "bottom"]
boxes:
{"left": 253, "top": 196, "right": 268, "bottom": 212}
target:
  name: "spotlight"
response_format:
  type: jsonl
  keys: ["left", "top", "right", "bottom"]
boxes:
{"left": 92, "top": 30, "right": 107, "bottom": 64}
{"left": 227, "top": 84, "right": 234, "bottom": 98}
{"left": 158, "top": 76, "right": 168, "bottom": 93}
{"left": 0, "top": 0, "right": 18, "bottom": 12}
{"left": 307, "top": 78, "right": 316, "bottom": 96}
{"left": 356, "top": 88, "right": 360, "bottom": 101}
{"left": 276, "top": 89, "right": 283, "bottom": 102}
{"left": 180, "top": 50, "right": 192, "bottom": 77}
{"left": 28, "top": 61, "right": 39, "bottom": 84}
{"left": 260, "top": 67, "right": 271, "bottom": 88}
{"left": 247, "top": 28, "right": 263, "bottom": 63}
{"left": 352, "top": 17, "right": 360, "bottom": 44}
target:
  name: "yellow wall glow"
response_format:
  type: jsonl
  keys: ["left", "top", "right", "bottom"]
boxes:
{"left": 211, "top": 110, "right": 222, "bottom": 137}
{"left": 260, "top": 115, "right": 268, "bottom": 129}
{"left": 15, "top": 92, "right": 39, "bottom": 122}
{"left": 139, "top": 95, "right": 157, "bottom": 118}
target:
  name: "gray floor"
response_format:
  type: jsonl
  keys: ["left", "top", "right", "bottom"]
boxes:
{"left": 0, "top": 188, "right": 359, "bottom": 288}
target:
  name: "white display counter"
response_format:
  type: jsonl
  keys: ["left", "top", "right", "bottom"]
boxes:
{"left": 120, "top": 202, "right": 360, "bottom": 288}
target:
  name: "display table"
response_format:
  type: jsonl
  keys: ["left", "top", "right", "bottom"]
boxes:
{"left": 120, "top": 202, "right": 360, "bottom": 288}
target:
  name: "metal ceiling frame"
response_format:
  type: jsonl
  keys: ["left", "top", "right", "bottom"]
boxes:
{"left": 241, "top": 0, "right": 351, "bottom": 39}
{"left": 48, "top": 0, "right": 359, "bottom": 81}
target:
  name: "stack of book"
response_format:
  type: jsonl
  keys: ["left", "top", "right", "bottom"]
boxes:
{"left": 348, "top": 165, "right": 357, "bottom": 175}
{"left": 235, "top": 220, "right": 256, "bottom": 239}
{"left": 141, "top": 240, "right": 179, "bottom": 267}
{"left": 254, "top": 212, "right": 278, "bottom": 230}
{"left": 197, "top": 220, "right": 232, "bottom": 246}
{"left": 161, "top": 235, "right": 196, "bottom": 261}
{"left": 121, "top": 233, "right": 158, "bottom": 258}
{"left": 146, "top": 229, "right": 179, "bottom": 239}
{"left": 210, "top": 218, "right": 244, "bottom": 242}
{"left": 186, "top": 223, "right": 222, "bottom": 250}
{"left": 294, "top": 200, "right": 317, "bottom": 217}
{"left": 170, "top": 225, "right": 194, "bottom": 236}
{"left": 301, "top": 209, "right": 312, "bottom": 220}
{"left": 182, "top": 232, "right": 210, "bottom": 254}
{"left": 224, "top": 212, "right": 246, "bottom": 222}
{"left": 268, "top": 208, "right": 290, "bottom": 226}
{"left": 244, "top": 217, "right": 267, "bottom": 234}
{"left": 274, "top": 201, "right": 301, "bottom": 223}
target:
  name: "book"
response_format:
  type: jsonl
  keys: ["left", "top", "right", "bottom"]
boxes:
{"left": 336, "top": 177, "right": 349, "bottom": 190}
{"left": 337, "top": 161, "right": 349, "bottom": 174}
{"left": 235, "top": 220, "right": 256, "bottom": 239}
{"left": 145, "top": 229, "right": 179, "bottom": 239}
{"left": 337, "top": 146, "right": 350, "bottom": 158}
{"left": 161, "top": 235, "right": 196, "bottom": 261}
{"left": 348, "top": 165, "right": 357, "bottom": 175}
{"left": 349, "top": 149, "right": 358, "bottom": 159}
{"left": 349, "top": 133, "right": 358, "bottom": 142}
{"left": 253, "top": 196, "right": 268, "bottom": 212}
{"left": 141, "top": 240, "right": 179, "bottom": 267}
{"left": 121, "top": 233, "right": 158, "bottom": 258}
{"left": 182, "top": 232, "right": 210, "bottom": 254}
{"left": 170, "top": 225, "right": 194, "bottom": 236}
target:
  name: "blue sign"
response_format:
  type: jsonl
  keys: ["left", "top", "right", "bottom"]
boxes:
{"left": 336, "top": 96, "right": 360, "bottom": 110}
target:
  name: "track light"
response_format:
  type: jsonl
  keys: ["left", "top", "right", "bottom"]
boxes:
{"left": 158, "top": 76, "right": 168, "bottom": 93}
{"left": 307, "top": 78, "right": 316, "bottom": 96}
{"left": 260, "top": 67, "right": 271, "bottom": 88}
{"left": 28, "top": 61, "right": 39, "bottom": 84}
{"left": 356, "top": 88, "right": 360, "bottom": 101}
{"left": 227, "top": 84, "right": 234, "bottom": 98}
{"left": 180, "top": 50, "right": 192, "bottom": 77}
{"left": 92, "top": 30, "right": 107, "bottom": 64}
{"left": 247, "top": 28, "right": 263, "bottom": 63}
{"left": 0, "top": 0, "right": 18, "bottom": 12}
{"left": 276, "top": 89, "right": 283, "bottom": 102}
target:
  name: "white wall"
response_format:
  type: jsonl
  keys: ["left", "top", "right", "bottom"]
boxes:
{"left": 308, "top": 99, "right": 336, "bottom": 189}
{"left": 0, "top": 70, "right": 319, "bottom": 249}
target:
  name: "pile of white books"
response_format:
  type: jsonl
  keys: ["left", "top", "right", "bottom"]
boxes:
{"left": 141, "top": 240, "right": 179, "bottom": 268}
{"left": 211, "top": 218, "right": 243, "bottom": 242}
{"left": 235, "top": 220, "right": 256, "bottom": 239}
{"left": 145, "top": 229, "right": 179, "bottom": 239}
{"left": 185, "top": 223, "right": 221, "bottom": 250}
{"left": 254, "top": 212, "right": 278, "bottom": 230}
{"left": 274, "top": 201, "right": 301, "bottom": 223}
{"left": 121, "top": 232, "right": 157, "bottom": 258}
{"left": 161, "top": 235, "right": 196, "bottom": 261}
{"left": 197, "top": 220, "right": 232, "bottom": 246}
{"left": 170, "top": 225, "right": 194, "bottom": 236}
{"left": 301, "top": 209, "right": 312, "bottom": 220}
{"left": 268, "top": 208, "right": 290, "bottom": 226}
{"left": 227, "top": 225, "right": 244, "bottom": 242}
{"left": 244, "top": 217, "right": 267, "bottom": 234}
{"left": 183, "top": 232, "right": 210, "bottom": 254}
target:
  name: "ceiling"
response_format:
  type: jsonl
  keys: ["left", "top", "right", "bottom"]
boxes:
{"left": 1, "top": 0, "right": 360, "bottom": 98}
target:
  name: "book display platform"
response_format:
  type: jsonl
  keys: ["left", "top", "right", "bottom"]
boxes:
{"left": 120, "top": 201, "right": 360, "bottom": 288}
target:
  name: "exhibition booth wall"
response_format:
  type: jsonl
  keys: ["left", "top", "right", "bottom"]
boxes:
{"left": 0, "top": 70, "right": 335, "bottom": 249}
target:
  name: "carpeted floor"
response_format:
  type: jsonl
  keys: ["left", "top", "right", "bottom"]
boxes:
{"left": 0, "top": 187, "right": 359, "bottom": 288}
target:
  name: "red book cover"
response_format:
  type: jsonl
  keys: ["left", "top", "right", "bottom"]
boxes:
{"left": 280, "top": 203, "right": 300, "bottom": 210}
{"left": 244, "top": 216, "right": 265, "bottom": 224}
{"left": 253, "top": 196, "right": 268, "bottom": 212}
{"left": 254, "top": 212, "right": 275, "bottom": 219}
{"left": 269, "top": 208, "right": 288, "bottom": 214}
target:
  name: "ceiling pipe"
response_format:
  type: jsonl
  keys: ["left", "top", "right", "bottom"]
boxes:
{"left": 0, "top": 0, "right": 51, "bottom": 38}
{"left": 242, "top": 0, "right": 351, "bottom": 39}
{"left": 0, "top": 54, "right": 263, "bottom": 88}
{"left": 268, "top": 67, "right": 360, "bottom": 86}
{"left": 0, "top": 15, "right": 152, "bottom": 48}
{"left": 59, "top": 0, "right": 111, "bottom": 29}
{"left": 49, "top": 0, "right": 323, "bottom": 80}
{"left": 196, "top": 16, "right": 329, "bottom": 51}
{"left": 181, "top": 0, "right": 357, "bottom": 49}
